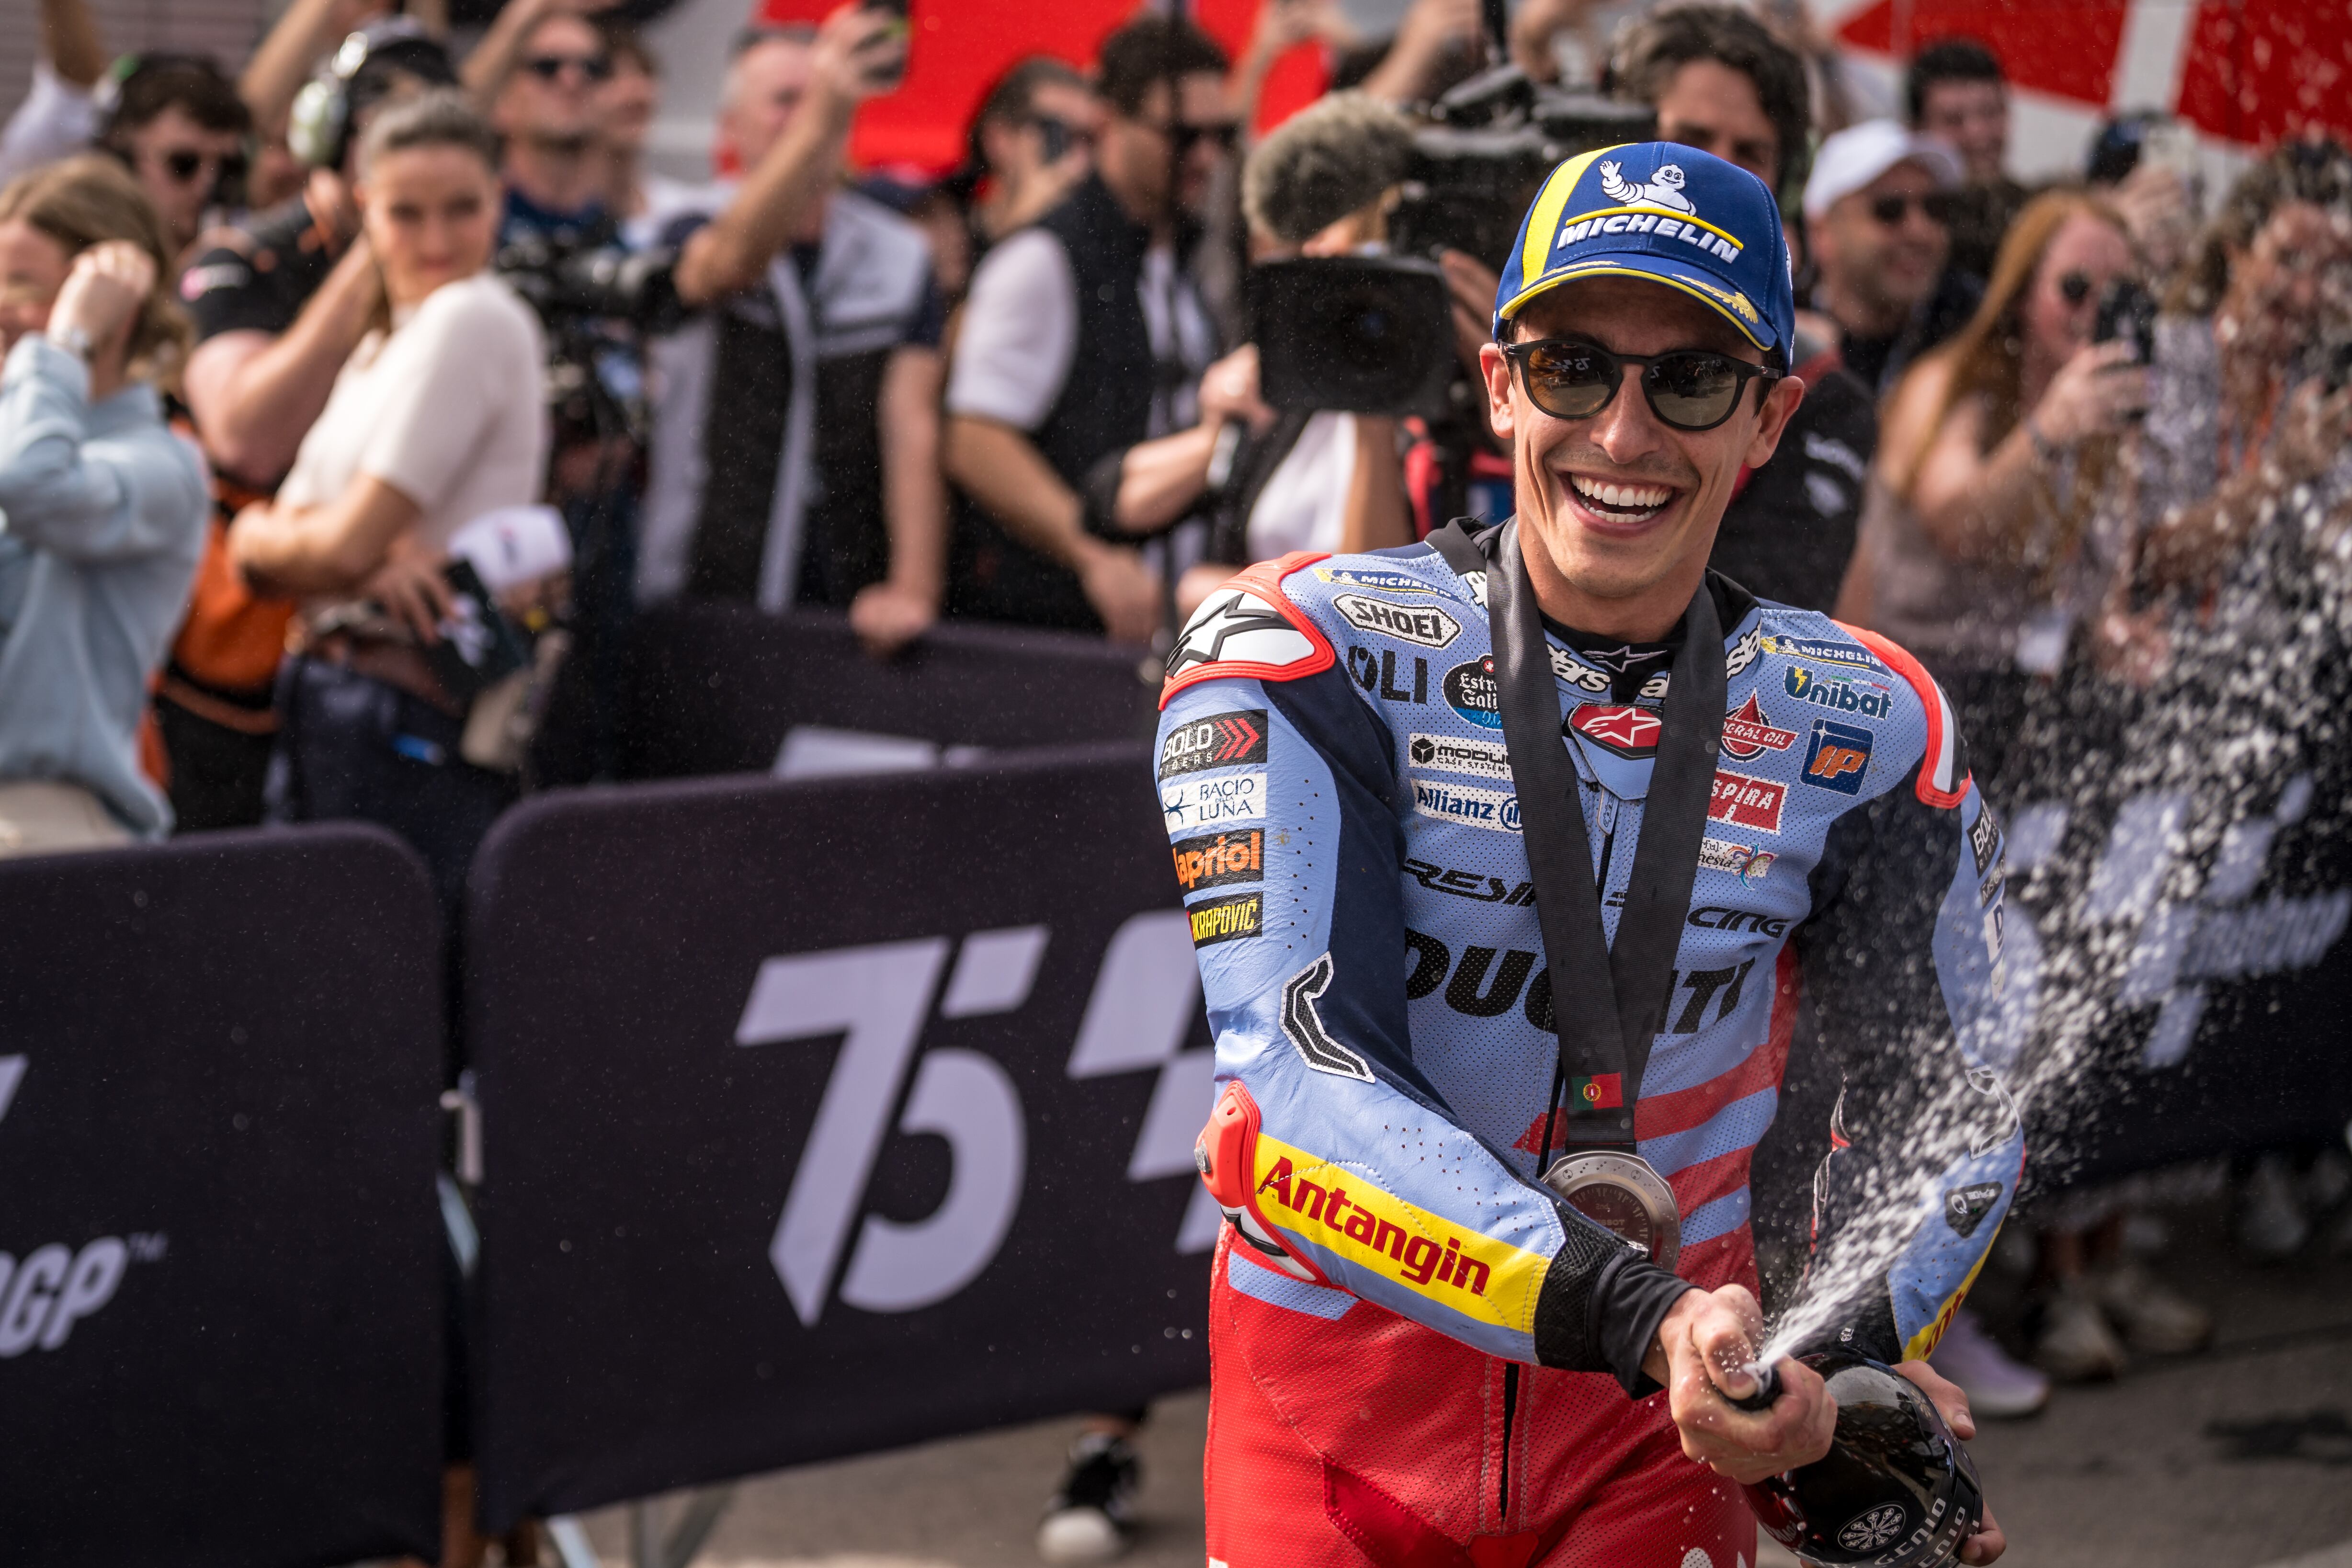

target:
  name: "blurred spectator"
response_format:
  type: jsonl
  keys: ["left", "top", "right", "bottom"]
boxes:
{"left": 943, "top": 15, "right": 1232, "bottom": 642}
{"left": 603, "top": 29, "right": 702, "bottom": 250}
{"left": 1906, "top": 35, "right": 2024, "bottom": 282}
{"left": 963, "top": 58, "right": 1099, "bottom": 260}
{"left": 2085, "top": 111, "right": 2199, "bottom": 281}
{"left": 0, "top": 155, "right": 205, "bottom": 852}
{"left": 169, "top": 22, "right": 459, "bottom": 832}
{"left": 1607, "top": 5, "right": 1877, "bottom": 610}
{"left": 1332, "top": 0, "right": 1487, "bottom": 106}
{"left": 229, "top": 91, "right": 549, "bottom": 914}
{"left": 1229, "top": 0, "right": 1357, "bottom": 127}
{"left": 478, "top": 1, "right": 614, "bottom": 248}
{"left": 237, "top": 0, "right": 413, "bottom": 213}
{"left": 636, "top": 6, "right": 948, "bottom": 657}
{"left": 1801, "top": 118, "right": 1977, "bottom": 397}
{"left": 1850, "top": 191, "right": 2147, "bottom": 789}
{"left": 0, "top": 0, "right": 252, "bottom": 262}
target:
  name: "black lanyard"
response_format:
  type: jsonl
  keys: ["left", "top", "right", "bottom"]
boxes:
{"left": 1427, "top": 520, "right": 1725, "bottom": 1157}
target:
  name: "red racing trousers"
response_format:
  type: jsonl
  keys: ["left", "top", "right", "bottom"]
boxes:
{"left": 1204, "top": 1230, "right": 1759, "bottom": 1568}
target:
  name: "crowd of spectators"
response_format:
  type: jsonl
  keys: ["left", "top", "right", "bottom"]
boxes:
{"left": 3, "top": 0, "right": 2351, "bottom": 1558}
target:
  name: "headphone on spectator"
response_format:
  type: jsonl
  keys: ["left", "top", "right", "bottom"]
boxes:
{"left": 288, "top": 18, "right": 456, "bottom": 170}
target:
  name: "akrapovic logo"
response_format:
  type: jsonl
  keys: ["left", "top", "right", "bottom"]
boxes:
{"left": 742, "top": 914, "right": 1224, "bottom": 1324}
{"left": 0, "top": 1056, "right": 157, "bottom": 1356}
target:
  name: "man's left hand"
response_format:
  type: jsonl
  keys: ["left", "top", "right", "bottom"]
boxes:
{"left": 1893, "top": 1360, "right": 2006, "bottom": 1564}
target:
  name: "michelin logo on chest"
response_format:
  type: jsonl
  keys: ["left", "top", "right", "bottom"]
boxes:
{"left": 1164, "top": 769, "right": 1266, "bottom": 831}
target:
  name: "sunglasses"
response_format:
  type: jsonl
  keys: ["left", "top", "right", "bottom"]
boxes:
{"left": 1150, "top": 119, "right": 1240, "bottom": 156}
{"left": 1866, "top": 190, "right": 1958, "bottom": 227}
{"left": 524, "top": 53, "right": 614, "bottom": 82}
{"left": 2058, "top": 270, "right": 2097, "bottom": 306}
{"left": 159, "top": 148, "right": 248, "bottom": 188}
{"left": 1503, "top": 337, "right": 1778, "bottom": 432}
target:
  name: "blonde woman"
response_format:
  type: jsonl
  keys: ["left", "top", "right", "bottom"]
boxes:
{"left": 0, "top": 154, "right": 205, "bottom": 851}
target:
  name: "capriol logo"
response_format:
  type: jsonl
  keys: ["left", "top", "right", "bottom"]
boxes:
{"left": 1251, "top": 1134, "right": 1546, "bottom": 1325}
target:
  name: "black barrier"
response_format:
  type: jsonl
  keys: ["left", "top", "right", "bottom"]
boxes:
{"left": 468, "top": 745, "right": 1213, "bottom": 1527}
{"left": 620, "top": 604, "right": 1159, "bottom": 778}
{"left": 0, "top": 825, "right": 445, "bottom": 1568}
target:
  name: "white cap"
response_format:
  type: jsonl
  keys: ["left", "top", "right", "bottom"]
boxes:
{"left": 1802, "top": 119, "right": 1964, "bottom": 220}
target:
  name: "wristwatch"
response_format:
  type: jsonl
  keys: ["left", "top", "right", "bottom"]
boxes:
{"left": 47, "top": 324, "right": 96, "bottom": 363}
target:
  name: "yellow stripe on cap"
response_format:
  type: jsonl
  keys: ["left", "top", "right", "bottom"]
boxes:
{"left": 1515, "top": 145, "right": 1626, "bottom": 300}
{"left": 1497, "top": 263, "right": 1773, "bottom": 350}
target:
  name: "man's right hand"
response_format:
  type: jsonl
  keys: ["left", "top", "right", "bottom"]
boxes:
{"left": 1077, "top": 542, "right": 1161, "bottom": 645}
{"left": 809, "top": 2, "right": 908, "bottom": 119}
{"left": 1649, "top": 1285, "right": 1837, "bottom": 1485}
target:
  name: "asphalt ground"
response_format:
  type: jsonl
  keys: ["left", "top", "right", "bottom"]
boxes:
{"left": 571, "top": 1192, "right": 2352, "bottom": 1568}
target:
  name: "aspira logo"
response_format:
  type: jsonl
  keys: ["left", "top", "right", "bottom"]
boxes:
{"left": 0, "top": 1056, "right": 154, "bottom": 1357}
{"left": 739, "top": 914, "right": 1222, "bottom": 1326}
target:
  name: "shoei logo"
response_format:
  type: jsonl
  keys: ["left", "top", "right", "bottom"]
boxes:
{"left": 744, "top": 917, "right": 1226, "bottom": 1325}
{"left": 0, "top": 1057, "right": 157, "bottom": 1357}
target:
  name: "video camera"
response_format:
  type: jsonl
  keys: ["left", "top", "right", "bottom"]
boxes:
{"left": 495, "top": 233, "right": 685, "bottom": 450}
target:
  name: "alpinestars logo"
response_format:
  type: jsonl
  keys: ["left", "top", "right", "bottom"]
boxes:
{"left": 746, "top": 915, "right": 1227, "bottom": 1324}
{"left": 1166, "top": 588, "right": 1315, "bottom": 677}
{"left": 0, "top": 1057, "right": 150, "bottom": 1356}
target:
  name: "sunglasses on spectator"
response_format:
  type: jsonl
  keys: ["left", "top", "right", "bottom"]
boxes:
{"left": 2057, "top": 270, "right": 2100, "bottom": 306}
{"left": 1503, "top": 338, "right": 1778, "bottom": 432}
{"left": 1866, "top": 190, "right": 1957, "bottom": 227}
{"left": 159, "top": 148, "right": 248, "bottom": 188}
{"left": 1148, "top": 119, "right": 1240, "bottom": 156}
{"left": 525, "top": 53, "right": 614, "bottom": 82}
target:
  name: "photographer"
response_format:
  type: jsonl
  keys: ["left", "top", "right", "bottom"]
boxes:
{"left": 634, "top": 4, "right": 948, "bottom": 656}
{"left": 228, "top": 91, "right": 550, "bottom": 914}
{"left": 943, "top": 15, "right": 1232, "bottom": 641}
{"left": 1147, "top": 91, "right": 1417, "bottom": 619}
{"left": 170, "top": 22, "right": 458, "bottom": 830}
{"left": 0, "top": 155, "right": 205, "bottom": 852}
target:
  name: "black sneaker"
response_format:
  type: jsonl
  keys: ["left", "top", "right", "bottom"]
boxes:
{"left": 1036, "top": 1431, "right": 1141, "bottom": 1564}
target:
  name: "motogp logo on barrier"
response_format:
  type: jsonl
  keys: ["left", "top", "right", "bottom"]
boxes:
{"left": 0, "top": 1056, "right": 151, "bottom": 1356}
{"left": 741, "top": 915, "right": 1222, "bottom": 1326}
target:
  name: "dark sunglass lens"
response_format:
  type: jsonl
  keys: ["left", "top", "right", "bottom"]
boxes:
{"left": 1923, "top": 191, "right": 1959, "bottom": 225}
{"left": 1869, "top": 194, "right": 1908, "bottom": 225}
{"left": 2059, "top": 271, "right": 2093, "bottom": 304}
{"left": 584, "top": 56, "right": 614, "bottom": 80}
{"left": 1522, "top": 342, "right": 1616, "bottom": 417}
{"left": 1646, "top": 353, "right": 1741, "bottom": 427}
{"left": 165, "top": 151, "right": 203, "bottom": 181}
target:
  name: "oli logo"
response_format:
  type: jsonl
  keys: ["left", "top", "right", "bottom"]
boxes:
{"left": 743, "top": 914, "right": 1221, "bottom": 1325}
{"left": 0, "top": 1057, "right": 158, "bottom": 1357}
{"left": 1802, "top": 720, "right": 1874, "bottom": 795}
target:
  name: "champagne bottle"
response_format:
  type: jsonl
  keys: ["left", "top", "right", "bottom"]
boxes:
{"left": 1733, "top": 1350, "right": 1984, "bottom": 1568}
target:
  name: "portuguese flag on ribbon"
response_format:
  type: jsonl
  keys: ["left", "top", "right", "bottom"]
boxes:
{"left": 1570, "top": 1073, "right": 1624, "bottom": 1109}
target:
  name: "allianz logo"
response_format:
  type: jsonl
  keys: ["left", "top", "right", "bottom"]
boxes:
{"left": 738, "top": 914, "right": 1218, "bottom": 1325}
{"left": 0, "top": 1057, "right": 158, "bottom": 1357}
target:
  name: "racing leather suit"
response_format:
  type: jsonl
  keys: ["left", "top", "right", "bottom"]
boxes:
{"left": 1156, "top": 526, "right": 2024, "bottom": 1568}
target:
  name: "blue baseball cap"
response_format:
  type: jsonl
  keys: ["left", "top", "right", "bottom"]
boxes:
{"left": 1492, "top": 142, "right": 1796, "bottom": 364}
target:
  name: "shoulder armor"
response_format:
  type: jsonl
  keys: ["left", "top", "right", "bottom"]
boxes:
{"left": 1160, "top": 552, "right": 1337, "bottom": 708}
{"left": 1836, "top": 622, "right": 1969, "bottom": 809}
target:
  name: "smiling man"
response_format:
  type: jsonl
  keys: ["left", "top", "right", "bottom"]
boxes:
{"left": 1159, "top": 144, "right": 2020, "bottom": 1567}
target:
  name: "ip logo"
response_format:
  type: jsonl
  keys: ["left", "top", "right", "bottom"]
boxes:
{"left": 740, "top": 914, "right": 1217, "bottom": 1327}
{"left": 1802, "top": 719, "right": 1873, "bottom": 794}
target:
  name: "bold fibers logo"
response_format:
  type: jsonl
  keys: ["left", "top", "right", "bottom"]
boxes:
{"left": 1159, "top": 710, "right": 1266, "bottom": 779}
{"left": 1970, "top": 802, "right": 2002, "bottom": 878}
{"left": 1162, "top": 769, "right": 1264, "bottom": 832}
{"left": 1784, "top": 664, "right": 1892, "bottom": 719}
{"left": 1189, "top": 891, "right": 1263, "bottom": 948}
{"left": 1720, "top": 693, "right": 1796, "bottom": 761}
{"left": 1698, "top": 838, "right": 1775, "bottom": 883}
{"left": 0, "top": 1057, "right": 148, "bottom": 1357}
{"left": 1802, "top": 719, "right": 1874, "bottom": 794}
{"left": 741, "top": 914, "right": 1232, "bottom": 1327}
{"left": 1172, "top": 829, "right": 1262, "bottom": 894}
{"left": 1414, "top": 778, "right": 1522, "bottom": 833}
{"left": 1333, "top": 594, "right": 1461, "bottom": 650}
{"left": 1709, "top": 770, "right": 1786, "bottom": 833}
{"left": 1443, "top": 656, "right": 1503, "bottom": 728}
{"left": 1569, "top": 704, "right": 1661, "bottom": 760}
{"left": 1409, "top": 733, "right": 1512, "bottom": 779}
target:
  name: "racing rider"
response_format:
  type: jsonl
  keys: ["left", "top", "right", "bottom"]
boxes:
{"left": 1159, "top": 144, "right": 2019, "bottom": 1567}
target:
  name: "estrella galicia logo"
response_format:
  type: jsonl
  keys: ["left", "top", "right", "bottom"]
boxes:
{"left": 1442, "top": 656, "right": 1503, "bottom": 729}
{"left": 1785, "top": 663, "right": 1891, "bottom": 719}
{"left": 1802, "top": 719, "right": 1874, "bottom": 794}
{"left": 1158, "top": 709, "right": 1266, "bottom": 780}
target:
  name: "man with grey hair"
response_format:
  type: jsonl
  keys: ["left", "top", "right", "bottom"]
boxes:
{"left": 634, "top": 6, "right": 950, "bottom": 656}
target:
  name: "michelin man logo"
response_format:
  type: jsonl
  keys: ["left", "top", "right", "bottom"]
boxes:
{"left": 1599, "top": 159, "right": 1694, "bottom": 213}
